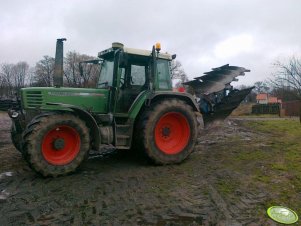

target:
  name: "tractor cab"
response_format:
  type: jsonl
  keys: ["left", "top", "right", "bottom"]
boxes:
{"left": 97, "top": 43, "right": 173, "bottom": 113}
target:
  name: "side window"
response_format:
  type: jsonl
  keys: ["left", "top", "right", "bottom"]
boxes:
{"left": 157, "top": 59, "right": 172, "bottom": 90}
{"left": 98, "top": 59, "right": 114, "bottom": 88}
{"left": 131, "top": 65, "right": 145, "bottom": 86}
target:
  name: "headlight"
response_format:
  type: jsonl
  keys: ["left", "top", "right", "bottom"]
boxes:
{"left": 8, "top": 110, "right": 19, "bottom": 119}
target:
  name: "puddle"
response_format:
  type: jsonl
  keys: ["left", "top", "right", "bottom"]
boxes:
{"left": 0, "top": 171, "right": 13, "bottom": 180}
{"left": 0, "top": 172, "right": 13, "bottom": 201}
{"left": 0, "top": 189, "right": 10, "bottom": 200}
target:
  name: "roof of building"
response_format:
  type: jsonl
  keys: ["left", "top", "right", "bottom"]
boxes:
{"left": 256, "top": 93, "right": 282, "bottom": 103}
{"left": 256, "top": 93, "right": 268, "bottom": 100}
{"left": 268, "top": 97, "right": 278, "bottom": 103}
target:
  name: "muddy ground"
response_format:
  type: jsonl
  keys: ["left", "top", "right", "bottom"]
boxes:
{"left": 0, "top": 112, "right": 295, "bottom": 225}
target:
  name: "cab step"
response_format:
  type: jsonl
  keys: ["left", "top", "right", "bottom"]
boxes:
{"left": 115, "top": 124, "right": 132, "bottom": 148}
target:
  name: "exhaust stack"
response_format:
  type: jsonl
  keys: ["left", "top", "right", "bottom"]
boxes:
{"left": 53, "top": 38, "right": 66, "bottom": 87}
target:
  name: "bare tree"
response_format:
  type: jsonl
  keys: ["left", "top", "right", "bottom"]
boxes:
{"left": 0, "top": 68, "right": 7, "bottom": 98}
{"left": 1, "top": 63, "right": 15, "bottom": 97}
{"left": 64, "top": 51, "right": 78, "bottom": 87}
{"left": 170, "top": 60, "right": 188, "bottom": 87}
{"left": 26, "top": 67, "right": 36, "bottom": 86}
{"left": 271, "top": 56, "right": 301, "bottom": 98}
{"left": 253, "top": 81, "right": 270, "bottom": 94}
{"left": 270, "top": 86, "right": 298, "bottom": 101}
{"left": 34, "top": 56, "right": 55, "bottom": 87}
{"left": 64, "top": 51, "right": 99, "bottom": 88}
{"left": 0, "top": 62, "right": 29, "bottom": 98}
{"left": 31, "top": 52, "right": 99, "bottom": 88}
{"left": 80, "top": 57, "right": 100, "bottom": 87}
{"left": 13, "top": 62, "right": 29, "bottom": 89}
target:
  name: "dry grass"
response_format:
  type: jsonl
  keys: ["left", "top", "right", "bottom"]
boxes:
{"left": 231, "top": 103, "right": 253, "bottom": 116}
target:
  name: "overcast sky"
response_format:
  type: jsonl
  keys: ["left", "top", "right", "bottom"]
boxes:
{"left": 1, "top": 0, "right": 300, "bottom": 86}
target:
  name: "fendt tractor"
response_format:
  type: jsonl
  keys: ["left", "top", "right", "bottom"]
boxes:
{"left": 8, "top": 39, "right": 253, "bottom": 177}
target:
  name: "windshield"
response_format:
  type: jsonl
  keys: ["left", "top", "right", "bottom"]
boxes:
{"left": 98, "top": 59, "right": 114, "bottom": 88}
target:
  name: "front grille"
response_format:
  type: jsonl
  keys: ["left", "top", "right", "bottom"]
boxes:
{"left": 26, "top": 91, "right": 43, "bottom": 108}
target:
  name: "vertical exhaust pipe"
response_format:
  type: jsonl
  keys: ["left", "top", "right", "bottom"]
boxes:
{"left": 53, "top": 38, "right": 66, "bottom": 87}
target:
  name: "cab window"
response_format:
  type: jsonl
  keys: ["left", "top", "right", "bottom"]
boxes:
{"left": 98, "top": 59, "right": 114, "bottom": 88}
{"left": 157, "top": 59, "right": 172, "bottom": 90}
{"left": 131, "top": 65, "right": 145, "bottom": 86}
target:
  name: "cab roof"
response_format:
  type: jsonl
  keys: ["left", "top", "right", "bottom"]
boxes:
{"left": 98, "top": 46, "right": 172, "bottom": 60}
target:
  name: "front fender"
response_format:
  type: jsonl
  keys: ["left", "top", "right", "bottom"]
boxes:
{"left": 46, "top": 102, "right": 100, "bottom": 151}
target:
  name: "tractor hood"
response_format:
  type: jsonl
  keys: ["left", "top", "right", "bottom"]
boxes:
{"left": 21, "top": 87, "right": 109, "bottom": 113}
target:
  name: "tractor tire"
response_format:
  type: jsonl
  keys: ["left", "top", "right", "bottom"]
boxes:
{"left": 137, "top": 99, "right": 198, "bottom": 164}
{"left": 10, "top": 124, "right": 22, "bottom": 152}
{"left": 22, "top": 113, "right": 90, "bottom": 177}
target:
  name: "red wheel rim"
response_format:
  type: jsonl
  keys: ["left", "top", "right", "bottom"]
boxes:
{"left": 154, "top": 112, "right": 190, "bottom": 155}
{"left": 42, "top": 125, "right": 81, "bottom": 165}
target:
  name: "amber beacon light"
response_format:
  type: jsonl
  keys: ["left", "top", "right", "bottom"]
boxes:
{"left": 155, "top": 42, "right": 161, "bottom": 52}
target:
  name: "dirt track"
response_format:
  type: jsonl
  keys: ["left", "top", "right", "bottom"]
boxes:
{"left": 0, "top": 113, "right": 282, "bottom": 225}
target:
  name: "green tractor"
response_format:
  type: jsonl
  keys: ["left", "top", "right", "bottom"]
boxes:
{"left": 8, "top": 39, "right": 252, "bottom": 177}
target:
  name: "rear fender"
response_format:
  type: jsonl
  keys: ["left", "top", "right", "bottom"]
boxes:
{"left": 128, "top": 91, "right": 199, "bottom": 123}
{"left": 128, "top": 91, "right": 200, "bottom": 136}
{"left": 148, "top": 92, "right": 199, "bottom": 112}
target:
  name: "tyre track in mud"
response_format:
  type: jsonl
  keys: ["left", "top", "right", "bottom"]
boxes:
{"left": 0, "top": 157, "right": 221, "bottom": 225}
{"left": 0, "top": 113, "right": 274, "bottom": 225}
{"left": 0, "top": 153, "right": 271, "bottom": 225}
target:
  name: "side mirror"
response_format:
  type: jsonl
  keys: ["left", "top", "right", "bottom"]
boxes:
{"left": 119, "top": 52, "right": 128, "bottom": 68}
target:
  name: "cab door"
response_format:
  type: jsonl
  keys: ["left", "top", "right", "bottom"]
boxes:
{"left": 115, "top": 62, "right": 149, "bottom": 113}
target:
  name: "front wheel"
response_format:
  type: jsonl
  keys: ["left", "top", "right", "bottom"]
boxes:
{"left": 138, "top": 99, "right": 198, "bottom": 164}
{"left": 22, "top": 114, "right": 90, "bottom": 177}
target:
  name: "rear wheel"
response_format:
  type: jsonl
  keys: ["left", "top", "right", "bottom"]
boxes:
{"left": 137, "top": 99, "right": 198, "bottom": 164}
{"left": 22, "top": 113, "right": 90, "bottom": 177}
